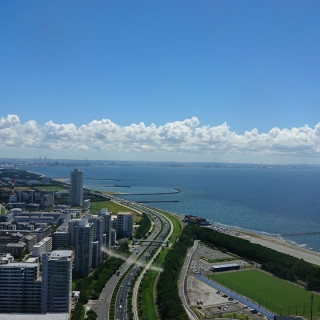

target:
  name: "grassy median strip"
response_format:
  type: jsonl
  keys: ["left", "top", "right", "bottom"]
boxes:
{"left": 137, "top": 211, "right": 183, "bottom": 320}
{"left": 136, "top": 246, "right": 170, "bottom": 319}
{"left": 138, "top": 270, "right": 158, "bottom": 320}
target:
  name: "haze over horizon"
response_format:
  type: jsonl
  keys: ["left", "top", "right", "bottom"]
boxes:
{"left": 1, "top": 1, "right": 319, "bottom": 164}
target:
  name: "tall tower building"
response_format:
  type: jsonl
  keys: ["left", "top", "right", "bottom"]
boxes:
{"left": 70, "top": 169, "right": 83, "bottom": 207}
{"left": 41, "top": 250, "right": 73, "bottom": 313}
{"left": 69, "top": 218, "right": 93, "bottom": 277}
{"left": 116, "top": 212, "right": 133, "bottom": 239}
{"left": 98, "top": 208, "right": 111, "bottom": 248}
{"left": 89, "top": 215, "right": 104, "bottom": 267}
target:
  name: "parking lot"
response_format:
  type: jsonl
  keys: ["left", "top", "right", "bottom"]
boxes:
{"left": 186, "top": 242, "right": 264, "bottom": 319}
{"left": 201, "top": 300, "right": 263, "bottom": 320}
{"left": 189, "top": 243, "right": 249, "bottom": 276}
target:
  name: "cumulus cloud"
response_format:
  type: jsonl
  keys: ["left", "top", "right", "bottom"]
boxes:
{"left": 0, "top": 114, "right": 320, "bottom": 161}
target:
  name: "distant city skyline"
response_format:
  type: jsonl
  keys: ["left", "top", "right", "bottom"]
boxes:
{"left": 1, "top": 1, "right": 319, "bottom": 164}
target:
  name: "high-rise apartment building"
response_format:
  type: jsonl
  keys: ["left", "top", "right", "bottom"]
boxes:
{"left": 0, "top": 250, "right": 72, "bottom": 315}
{"left": 0, "top": 261, "right": 42, "bottom": 313}
{"left": 116, "top": 212, "right": 133, "bottom": 239}
{"left": 69, "top": 218, "right": 93, "bottom": 276}
{"left": 70, "top": 169, "right": 83, "bottom": 207}
{"left": 41, "top": 250, "right": 73, "bottom": 313}
{"left": 89, "top": 215, "right": 104, "bottom": 267}
{"left": 98, "top": 208, "right": 111, "bottom": 248}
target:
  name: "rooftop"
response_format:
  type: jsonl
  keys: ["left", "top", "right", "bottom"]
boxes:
{"left": 0, "top": 313, "right": 69, "bottom": 320}
{"left": 50, "top": 250, "right": 73, "bottom": 259}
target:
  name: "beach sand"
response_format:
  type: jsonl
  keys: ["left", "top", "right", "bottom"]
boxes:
{"left": 171, "top": 213, "right": 320, "bottom": 267}
{"left": 231, "top": 230, "right": 320, "bottom": 266}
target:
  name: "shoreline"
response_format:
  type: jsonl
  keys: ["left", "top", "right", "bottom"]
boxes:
{"left": 23, "top": 169, "right": 320, "bottom": 267}
{"left": 132, "top": 205, "right": 320, "bottom": 267}
{"left": 218, "top": 225, "right": 320, "bottom": 267}
{"left": 166, "top": 212, "right": 320, "bottom": 266}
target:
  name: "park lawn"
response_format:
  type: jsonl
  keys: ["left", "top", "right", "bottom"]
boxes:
{"left": 34, "top": 185, "right": 66, "bottom": 191}
{"left": 90, "top": 201, "right": 141, "bottom": 222}
{"left": 91, "top": 200, "right": 131, "bottom": 214}
{"left": 211, "top": 269, "right": 320, "bottom": 319}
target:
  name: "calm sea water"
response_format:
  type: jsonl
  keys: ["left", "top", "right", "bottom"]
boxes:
{"left": 21, "top": 163, "right": 320, "bottom": 252}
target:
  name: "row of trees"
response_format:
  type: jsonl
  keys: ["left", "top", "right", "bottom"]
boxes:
{"left": 72, "top": 243, "right": 130, "bottom": 320}
{"left": 156, "top": 222, "right": 320, "bottom": 320}
{"left": 135, "top": 212, "right": 152, "bottom": 239}
{"left": 189, "top": 224, "right": 320, "bottom": 291}
{"left": 157, "top": 225, "right": 194, "bottom": 320}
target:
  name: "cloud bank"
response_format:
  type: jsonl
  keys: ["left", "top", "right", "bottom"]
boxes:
{"left": 1, "top": 114, "right": 320, "bottom": 162}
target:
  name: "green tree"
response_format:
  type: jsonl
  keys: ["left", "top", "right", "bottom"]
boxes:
{"left": 72, "top": 302, "right": 85, "bottom": 320}
{"left": 86, "top": 309, "right": 97, "bottom": 320}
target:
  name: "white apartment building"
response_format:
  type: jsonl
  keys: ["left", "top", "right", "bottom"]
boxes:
{"left": 31, "top": 237, "right": 53, "bottom": 258}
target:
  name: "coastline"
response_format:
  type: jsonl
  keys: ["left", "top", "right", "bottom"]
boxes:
{"left": 224, "top": 227, "right": 320, "bottom": 267}
{"left": 23, "top": 168, "right": 320, "bottom": 267}
{"left": 145, "top": 209, "right": 320, "bottom": 267}
{"left": 20, "top": 164, "right": 320, "bottom": 256}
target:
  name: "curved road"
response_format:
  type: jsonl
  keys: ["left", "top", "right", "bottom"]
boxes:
{"left": 91, "top": 194, "right": 171, "bottom": 320}
{"left": 132, "top": 209, "right": 173, "bottom": 320}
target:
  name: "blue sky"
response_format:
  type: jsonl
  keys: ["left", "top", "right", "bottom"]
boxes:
{"left": 0, "top": 1, "right": 320, "bottom": 163}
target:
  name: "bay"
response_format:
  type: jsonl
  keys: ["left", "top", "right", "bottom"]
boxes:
{"left": 20, "top": 162, "right": 320, "bottom": 252}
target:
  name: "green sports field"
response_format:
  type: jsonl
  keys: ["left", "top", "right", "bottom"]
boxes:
{"left": 210, "top": 269, "right": 320, "bottom": 319}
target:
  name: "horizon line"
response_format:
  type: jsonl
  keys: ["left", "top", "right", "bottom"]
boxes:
{"left": 1, "top": 157, "right": 320, "bottom": 168}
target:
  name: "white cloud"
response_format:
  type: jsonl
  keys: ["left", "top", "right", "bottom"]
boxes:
{"left": 0, "top": 114, "right": 319, "bottom": 163}
{"left": 0, "top": 114, "right": 20, "bottom": 129}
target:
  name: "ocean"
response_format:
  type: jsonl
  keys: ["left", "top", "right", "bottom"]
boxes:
{"left": 20, "top": 162, "right": 320, "bottom": 252}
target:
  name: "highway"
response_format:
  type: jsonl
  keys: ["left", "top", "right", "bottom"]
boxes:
{"left": 132, "top": 210, "right": 173, "bottom": 320}
{"left": 114, "top": 202, "right": 171, "bottom": 320}
{"left": 91, "top": 193, "right": 172, "bottom": 320}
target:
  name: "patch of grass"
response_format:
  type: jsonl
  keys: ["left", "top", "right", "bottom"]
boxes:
{"left": 153, "top": 247, "right": 168, "bottom": 269}
{"left": 34, "top": 185, "right": 66, "bottom": 191}
{"left": 200, "top": 256, "right": 236, "bottom": 263}
{"left": 221, "top": 313, "right": 251, "bottom": 320}
{"left": 90, "top": 200, "right": 128, "bottom": 213}
{"left": 192, "top": 306, "right": 206, "bottom": 318}
{"left": 137, "top": 210, "right": 183, "bottom": 319}
{"left": 211, "top": 270, "right": 320, "bottom": 319}
{"left": 138, "top": 247, "right": 169, "bottom": 318}
{"left": 138, "top": 270, "right": 158, "bottom": 320}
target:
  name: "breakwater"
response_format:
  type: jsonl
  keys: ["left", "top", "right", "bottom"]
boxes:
{"left": 118, "top": 188, "right": 181, "bottom": 196}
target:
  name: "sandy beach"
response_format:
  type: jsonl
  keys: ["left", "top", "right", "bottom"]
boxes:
{"left": 173, "top": 213, "right": 320, "bottom": 266}
{"left": 231, "top": 230, "right": 320, "bottom": 267}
